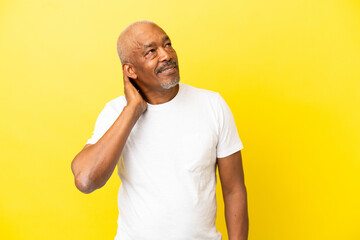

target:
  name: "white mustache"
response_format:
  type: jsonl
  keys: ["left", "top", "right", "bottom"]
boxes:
{"left": 156, "top": 62, "right": 177, "bottom": 74}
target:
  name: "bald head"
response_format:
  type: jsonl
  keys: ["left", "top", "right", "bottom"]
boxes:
{"left": 117, "top": 20, "right": 161, "bottom": 64}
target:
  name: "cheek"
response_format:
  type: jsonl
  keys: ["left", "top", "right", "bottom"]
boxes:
{"left": 146, "top": 61, "right": 158, "bottom": 73}
{"left": 137, "top": 64, "right": 157, "bottom": 78}
{"left": 172, "top": 51, "right": 178, "bottom": 61}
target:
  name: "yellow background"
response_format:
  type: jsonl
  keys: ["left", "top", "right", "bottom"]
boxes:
{"left": 1, "top": 0, "right": 359, "bottom": 239}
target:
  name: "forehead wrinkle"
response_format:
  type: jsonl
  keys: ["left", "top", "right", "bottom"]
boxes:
{"left": 132, "top": 40, "right": 144, "bottom": 55}
{"left": 126, "top": 39, "right": 146, "bottom": 64}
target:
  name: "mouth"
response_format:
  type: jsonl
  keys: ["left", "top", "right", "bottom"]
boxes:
{"left": 156, "top": 62, "right": 178, "bottom": 75}
{"left": 158, "top": 66, "right": 177, "bottom": 74}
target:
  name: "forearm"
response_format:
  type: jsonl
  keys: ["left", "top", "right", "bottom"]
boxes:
{"left": 71, "top": 105, "right": 142, "bottom": 193}
{"left": 223, "top": 186, "right": 249, "bottom": 240}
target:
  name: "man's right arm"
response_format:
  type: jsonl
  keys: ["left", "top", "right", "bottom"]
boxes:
{"left": 71, "top": 76, "right": 147, "bottom": 194}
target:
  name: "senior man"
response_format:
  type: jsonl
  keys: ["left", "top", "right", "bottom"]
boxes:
{"left": 71, "top": 20, "right": 248, "bottom": 240}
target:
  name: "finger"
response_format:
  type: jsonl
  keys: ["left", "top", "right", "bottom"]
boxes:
{"left": 123, "top": 73, "right": 130, "bottom": 83}
{"left": 123, "top": 75, "right": 135, "bottom": 92}
{"left": 123, "top": 74, "right": 137, "bottom": 94}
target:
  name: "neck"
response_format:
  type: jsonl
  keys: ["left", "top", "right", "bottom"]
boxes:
{"left": 141, "top": 84, "right": 179, "bottom": 105}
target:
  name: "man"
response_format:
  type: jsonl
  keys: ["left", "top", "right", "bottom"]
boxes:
{"left": 71, "top": 20, "right": 248, "bottom": 240}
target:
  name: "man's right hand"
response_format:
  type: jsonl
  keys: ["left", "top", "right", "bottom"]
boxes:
{"left": 123, "top": 74, "right": 147, "bottom": 116}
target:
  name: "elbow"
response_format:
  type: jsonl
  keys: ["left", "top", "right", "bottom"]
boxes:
{"left": 71, "top": 161, "right": 96, "bottom": 194}
{"left": 74, "top": 174, "right": 95, "bottom": 194}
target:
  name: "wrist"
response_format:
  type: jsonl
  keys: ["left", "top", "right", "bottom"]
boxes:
{"left": 124, "top": 103, "right": 146, "bottom": 119}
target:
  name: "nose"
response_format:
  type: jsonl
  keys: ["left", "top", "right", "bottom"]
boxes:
{"left": 158, "top": 47, "right": 171, "bottom": 62}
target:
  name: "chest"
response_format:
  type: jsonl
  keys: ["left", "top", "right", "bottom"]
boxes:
{"left": 123, "top": 105, "right": 219, "bottom": 171}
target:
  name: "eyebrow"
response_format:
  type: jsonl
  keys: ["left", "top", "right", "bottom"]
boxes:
{"left": 162, "top": 35, "right": 170, "bottom": 43}
{"left": 144, "top": 42, "right": 156, "bottom": 50}
{"left": 143, "top": 36, "right": 170, "bottom": 50}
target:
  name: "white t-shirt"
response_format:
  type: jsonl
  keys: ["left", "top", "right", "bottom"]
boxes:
{"left": 86, "top": 83, "right": 243, "bottom": 240}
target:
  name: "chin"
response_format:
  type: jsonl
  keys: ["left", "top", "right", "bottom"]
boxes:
{"left": 160, "top": 77, "right": 180, "bottom": 89}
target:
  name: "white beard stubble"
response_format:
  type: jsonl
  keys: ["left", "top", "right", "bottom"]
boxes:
{"left": 160, "top": 77, "right": 180, "bottom": 89}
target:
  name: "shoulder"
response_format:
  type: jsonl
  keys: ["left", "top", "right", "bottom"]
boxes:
{"left": 181, "top": 83, "right": 221, "bottom": 102}
{"left": 181, "top": 84, "right": 234, "bottom": 118}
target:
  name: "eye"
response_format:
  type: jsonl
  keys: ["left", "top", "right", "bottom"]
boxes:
{"left": 165, "top": 42, "right": 172, "bottom": 47}
{"left": 145, "top": 49, "right": 155, "bottom": 56}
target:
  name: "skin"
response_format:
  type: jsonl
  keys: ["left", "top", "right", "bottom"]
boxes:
{"left": 118, "top": 22, "right": 181, "bottom": 104}
{"left": 71, "top": 21, "right": 248, "bottom": 240}
{"left": 218, "top": 151, "right": 249, "bottom": 240}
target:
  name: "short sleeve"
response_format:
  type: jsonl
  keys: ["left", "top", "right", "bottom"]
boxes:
{"left": 216, "top": 93, "right": 244, "bottom": 158}
{"left": 86, "top": 103, "right": 121, "bottom": 145}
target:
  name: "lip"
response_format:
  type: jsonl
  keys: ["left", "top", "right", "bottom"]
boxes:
{"left": 157, "top": 65, "right": 177, "bottom": 75}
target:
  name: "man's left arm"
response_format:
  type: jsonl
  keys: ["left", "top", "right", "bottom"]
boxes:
{"left": 217, "top": 150, "right": 249, "bottom": 240}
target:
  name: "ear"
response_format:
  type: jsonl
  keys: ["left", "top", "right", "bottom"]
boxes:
{"left": 122, "top": 64, "right": 138, "bottom": 79}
